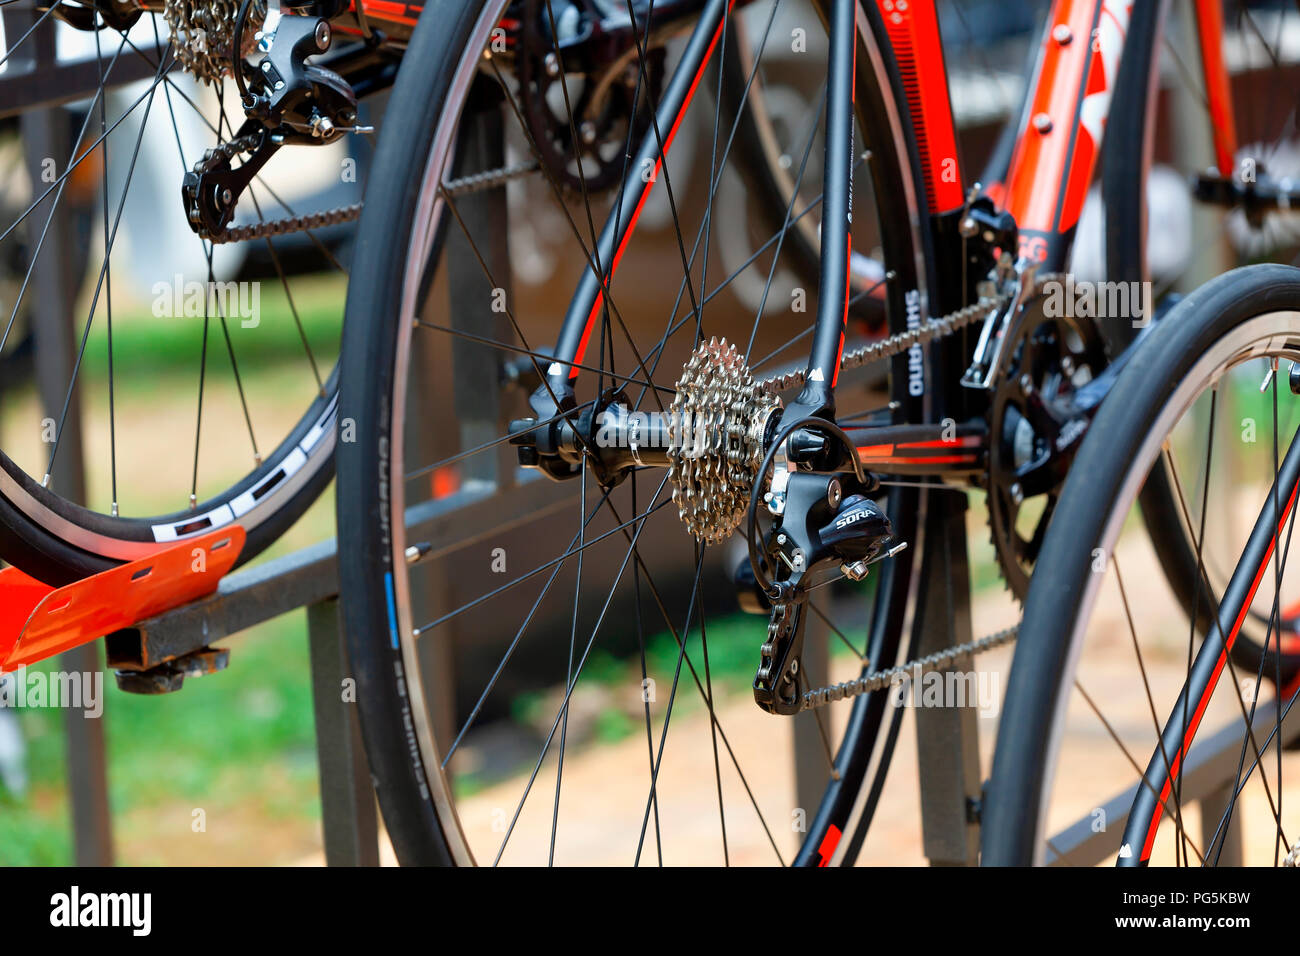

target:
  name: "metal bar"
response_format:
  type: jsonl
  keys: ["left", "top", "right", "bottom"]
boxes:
{"left": 913, "top": 492, "right": 981, "bottom": 866}
{"left": 16, "top": 29, "right": 116, "bottom": 862}
{"left": 0, "top": 51, "right": 166, "bottom": 120}
{"left": 793, "top": 612, "right": 830, "bottom": 824}
{"left": 1199, "top": 779, "right": 1243, "bottom": 867}
{"left": 104, "top": 475, "right": 573, "bottom": 670}
{"left": 307, "top": 598, "right": 380, "bottom": 866}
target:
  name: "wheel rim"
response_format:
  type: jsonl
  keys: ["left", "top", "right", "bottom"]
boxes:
{"left": 0, "top": 4, "right": 361, "bottom": 571}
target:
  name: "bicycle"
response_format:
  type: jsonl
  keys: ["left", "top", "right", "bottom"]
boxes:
{"left": 333, "top": 0, "right": 1300, "bottom": 865}
{"left": 7, "top": 0, "right": 1297, "bottom": 864}
{"left": 0, "top": 0, "right": 395, "bottom": 584}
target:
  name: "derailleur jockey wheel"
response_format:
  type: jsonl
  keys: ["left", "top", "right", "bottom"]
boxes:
{"left": 987, "top": 294, "right": 1108, "bottom": 599}
{"left": 515, "top": 0, "right": 665, "bottom": 194}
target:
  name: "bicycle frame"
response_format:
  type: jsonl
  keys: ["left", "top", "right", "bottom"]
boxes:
{"left": 529, "top": 0, "right": 1239, "bottom": 440}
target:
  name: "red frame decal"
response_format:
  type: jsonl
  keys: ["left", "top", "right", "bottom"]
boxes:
{"left": 876, "top": 0, "right": 964, "bottom": 213}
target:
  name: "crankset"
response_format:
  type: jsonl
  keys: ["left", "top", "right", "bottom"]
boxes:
{"left": 984, "top": 283, "right": 1109, "bottom": 598}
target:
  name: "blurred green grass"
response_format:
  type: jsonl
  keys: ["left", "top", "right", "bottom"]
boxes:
{"left": 79, "top": 274, "right": 345, "bottom": 388}
{"left": 0, "top": 610, "right": 321, "bottom": 866}
{"left": 0, "top": 277, "right": 341, "bottom": 865}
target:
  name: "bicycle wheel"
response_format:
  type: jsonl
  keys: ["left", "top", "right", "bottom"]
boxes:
{"left": 338, "top": 0, "right": 934, "bottom": 864}
{"left": 983, "top": 264, "right": 1300, "bottom": 866}
{"left": 1095, "top": 0, "right": 1300, "bottom": 676}
{"left": 0, "top": 3, "right": 370, "bottom": 585}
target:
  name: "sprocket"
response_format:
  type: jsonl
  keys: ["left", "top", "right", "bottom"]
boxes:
{"left": 164, "top": 0, "right": 264, "bottom": 85}
{"left": 668, "top": 337, "right": 780, "bottom": 544}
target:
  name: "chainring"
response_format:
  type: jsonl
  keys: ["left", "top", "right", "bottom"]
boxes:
{"left": 986, "top": 294, "right": 1109, "bottom": 600}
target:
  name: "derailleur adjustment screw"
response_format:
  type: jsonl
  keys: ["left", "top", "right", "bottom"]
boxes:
{"left": 1051, "top": 23, "right": 1073, "bottom": 44}
{"left": 776, "top": 532, "right": 788, "bottom": 545}
{"left": 1032, "top": 112, "right": 1053, "bottom": 134}
{"left": 827, "top": 478, "right": 842, "bottom": 509}
{"left": 315, "top": 19, "right": 332, "bottom": 50}
{"left": 545, "top": 52, "right": 561, "bottom": 77}
{"left": 791, "top": 549, "right": 806, "bottom": 572}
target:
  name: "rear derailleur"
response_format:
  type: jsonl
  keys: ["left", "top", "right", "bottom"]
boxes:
{"left": 740, "top": 465, "right": 902, "bottom": 715}
{"left": 182, "top": 2, "right": 376, "bottom": 242}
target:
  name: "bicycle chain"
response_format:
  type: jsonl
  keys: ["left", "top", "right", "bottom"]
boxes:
{"left": 443, "top": 160, "right": 542, "bottom": 197}
{"left": 756, "top": 275, "right": 1067, "bottom": 394}
{"left": 799, "top": 624, "right": 1019, "bottom": 712}
{"left": 189, "top": 134, "right": 363, "bottom": 244}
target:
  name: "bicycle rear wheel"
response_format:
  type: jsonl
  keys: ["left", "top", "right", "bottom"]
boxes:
{"left": 0, "top": 4, "right": 369, "bottom": 584}
{"left": 339, "top": 0, "right": 934, "bottom": 864}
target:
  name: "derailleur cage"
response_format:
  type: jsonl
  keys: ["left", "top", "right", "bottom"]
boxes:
{"left": 181, "top": 10, "right": 361, "bottom": 241}
{"left": 750, "top": 469, "right": 898, "bottom": 715}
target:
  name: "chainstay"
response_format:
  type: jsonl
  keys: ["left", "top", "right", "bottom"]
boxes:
{"left": 215, "top": 203, "right": 364, "bottom": 243}
{"left": 800, "top": 623, "right": 1019, "bottom": 712}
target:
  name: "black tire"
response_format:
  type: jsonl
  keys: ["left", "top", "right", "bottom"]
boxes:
{"left": 339, "top": 0, "right": 935, "bottom": 865}
{"left": 0, "top": 377, "right": 337, "bottom": 586}
{"left": 982, "top": 263, "right": 1300, "bottom": 866}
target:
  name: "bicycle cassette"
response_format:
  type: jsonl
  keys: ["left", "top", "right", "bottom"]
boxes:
{"left": 667, "top": 338, "right": 780, "bottom": 544}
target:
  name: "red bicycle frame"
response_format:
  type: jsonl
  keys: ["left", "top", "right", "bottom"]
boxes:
{"left": 884, "top": 0, "right": 1235, "bottom": 271}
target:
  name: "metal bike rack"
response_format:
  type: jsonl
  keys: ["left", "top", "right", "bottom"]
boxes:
{"left": 104, "top": 537, "right": 383, "bottom": 866}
